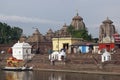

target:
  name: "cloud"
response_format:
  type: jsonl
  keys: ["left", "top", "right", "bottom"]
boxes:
{"left": 0, "top": 14, "right": 63, "bottom": 25}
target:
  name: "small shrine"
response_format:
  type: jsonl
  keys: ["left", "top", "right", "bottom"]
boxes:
{"left": 12, "top": 41, "right": 32, "bottom": 60}
{"left": 58, "top": 50, "right": 66, "bottom": 61}
{"left": 99, "top": 36, "right": 115, "bottom": 51}
{"left": 101, "top": 49, "right": 111, "bottom": 62}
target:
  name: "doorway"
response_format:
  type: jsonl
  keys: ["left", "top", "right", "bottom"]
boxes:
{"left": 106, "top": 44, "right": 110, "bottom": 51}
{"left": 63, "top": 43, "right": 69, "bottom": 50}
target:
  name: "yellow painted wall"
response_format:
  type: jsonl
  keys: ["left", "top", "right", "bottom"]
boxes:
{"left": 52, "top": 37, "right": 82, "bottom": 51}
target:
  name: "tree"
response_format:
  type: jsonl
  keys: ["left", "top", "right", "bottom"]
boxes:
{"left": 67, "top": 25, "right": 75, "bottom": 37}
{"left": 67, "top": 25, "right": 92, "bottom": 41}
{"left": 0, "top": 22, "right": 23, "bottom": 44}
{"left": 11, "top": 27, "right": 23, "bottom": 40}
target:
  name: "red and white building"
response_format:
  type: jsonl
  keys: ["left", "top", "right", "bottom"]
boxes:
{"left": 113, "top": 33, "right": 120, "bottom": 42}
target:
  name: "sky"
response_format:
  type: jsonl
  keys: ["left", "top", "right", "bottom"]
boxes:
{"left": 0, "top": 0, "right": 120, "bottom": 38}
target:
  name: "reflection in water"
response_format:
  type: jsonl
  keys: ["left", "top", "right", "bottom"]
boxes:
{"left": 33, "top": 71, "right": 120, "bottom": 80}
{"left": 5, "top": 71, "right": 33, "bottom": 80}
{"left": 0, "top": 70, "right": 120, "bottom": 80}
{"left": 48, "top": 72, "right": 65, "bottom": 80}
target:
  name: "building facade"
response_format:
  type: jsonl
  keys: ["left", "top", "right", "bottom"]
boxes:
{"left": 52, "top": 37, "right": 83, "bottom": 52}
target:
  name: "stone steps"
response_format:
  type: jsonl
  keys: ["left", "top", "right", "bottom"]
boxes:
{"left": 27, "top": 54, "right": 100, "bottom": 68}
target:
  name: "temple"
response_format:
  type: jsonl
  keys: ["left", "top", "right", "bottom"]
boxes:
{"left": 99, "top": 17, "right": 116, "bottom": 43}
{"left": 71, "top": 12, "right": 86, "bottom": 30}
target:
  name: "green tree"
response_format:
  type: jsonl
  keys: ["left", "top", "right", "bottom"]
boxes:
{"left": 11, "top": 27, "right": 23, "bottom": 40}
{"left": 0, "top": 22, "right": 23, "bottom": 44}
{"left": 67, "top": 25, "right": 75, "bottom": 37}
{"left": 67, "top": 25, "right": 92, "bottom": 41}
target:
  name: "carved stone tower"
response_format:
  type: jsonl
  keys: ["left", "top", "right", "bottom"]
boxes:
{"left": 71, "top": 12, "right": 86, "bottom": 30}
{"left": 99, "top": 17, "right": 116, "bottom": 42}
{"left": 59, "top": 23, "right": 70, "bottom": 37}
{"left": 45, "top": 28, "right": 54, "bottom": 41}
{"left": 27, "top": 28, "right": 44, "bottom": 42}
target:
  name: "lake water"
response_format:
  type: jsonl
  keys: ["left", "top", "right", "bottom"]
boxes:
{"left": 0, "top": 70, "right": 120, "bottom": 80}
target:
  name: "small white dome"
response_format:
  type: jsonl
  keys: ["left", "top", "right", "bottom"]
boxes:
{"left": 12, "top": 41, "right": 31, "bottom": 48}
{"left": 101, "top": 49, "right": 111, "bottom": 62}
{"left": 102, "top": 50, "right": 111, "bottom": 56}
{"left": 60, "top": 50, "right": 66, "bottom": 56}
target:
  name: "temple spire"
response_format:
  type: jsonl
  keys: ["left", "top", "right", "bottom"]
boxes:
{"left": 106, "top": 17, "right": 109, "bottom": 20}
{"left": 76, "top": 9, "right": 79, "bottom": 16}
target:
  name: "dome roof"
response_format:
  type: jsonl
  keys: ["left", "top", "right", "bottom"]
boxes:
{"left": 12, "top": 41, "right": 31, "bottom": 48}
{"left": 59, "top": 50, "right": 66, "bottom": 56}
{"left": 102, "top": 49, "right": 111, "bottom": 56}
{"left": 72, "top": 13, "right": 83, "bottom": 20}
{"left": 103, "top": 17, "right": 113, "bottom": 24}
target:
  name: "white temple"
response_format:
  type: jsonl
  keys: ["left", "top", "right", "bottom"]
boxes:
{"left": 12, "top": 41, "right": 32, "bottom": 60}
{"left": 101, "top": 49, "right": 111, "bottom": 62}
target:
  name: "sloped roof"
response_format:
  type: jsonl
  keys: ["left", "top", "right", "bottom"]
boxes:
{"left": 12, "top": 41, "right": 31, "bottom": 48}
{"left": 72, "top": 13, "right": 83, "bottom": 20}
{"left": 102, "top": 17, "right": 113, "bottom": 24}
{"left": 102, "top": 50, "right": 111, "bottom": 56}
{"left": 71, "top": 42, "right": 98, "bottom": 46}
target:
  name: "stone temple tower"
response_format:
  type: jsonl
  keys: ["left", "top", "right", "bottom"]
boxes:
{"left": 99, "top": 17, "right": 116, "bottom": 42}
{"left": 71, "top": 12, "right": 86, "bottom": 30}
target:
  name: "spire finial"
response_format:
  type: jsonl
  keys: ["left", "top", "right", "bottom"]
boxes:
{"left": 64, "top": 23, "right": 67, "bottom": 27}
{"left": 107, "top": 17, "right": 109, "bottom": 20}
{"left": 76, "top": 9, "right": 79, "bottom": 16}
